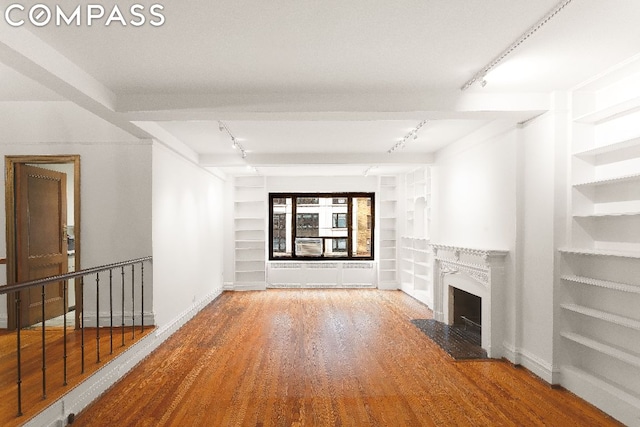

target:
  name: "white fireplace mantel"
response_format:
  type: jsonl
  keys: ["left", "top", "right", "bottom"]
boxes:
{"left": 430, "top": 244, "right": 508, "bottom": 358}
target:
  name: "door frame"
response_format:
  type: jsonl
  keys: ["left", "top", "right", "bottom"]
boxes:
{"left": 5, "top": 155, "right": 81, "bottom": 330}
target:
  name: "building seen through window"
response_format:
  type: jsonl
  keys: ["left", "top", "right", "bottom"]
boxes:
{"left": 269, "top": 193, "right": 374, "bottom": 260}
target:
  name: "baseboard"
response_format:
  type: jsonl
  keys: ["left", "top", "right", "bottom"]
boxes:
{"left": 502, "top": 341, "right": 558, "bottom": 384}
{"left": 233, "top": 282, "right": 267, "bottom": 291}
{"left": 24, "top": 286, "right": 224, "bottom": 427}
{"left": 561, "top": 365, "right": 640, "bottom": 427}
{"left": 377, "top": 281, "right": 399, "bottom": 290}
{"left": 267, "top": 283, "right": 376, "bottom": 289}
{"left": 400, "top": 287, "right": 433, "bottom": 308}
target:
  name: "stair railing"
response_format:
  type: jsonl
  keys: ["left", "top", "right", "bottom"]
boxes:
{"left": 0, "top": 256, "right": 152, "bottom": 418}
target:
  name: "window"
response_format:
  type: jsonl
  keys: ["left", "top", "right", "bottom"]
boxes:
{"left": 332, "top": 238, "right": 347, "bottom": 252}
{"left": 297, "top": 197, "right": 318, "bottom": 205}
{"left": 296, "top": 213, "right": 319, "bottom": 237}
{"left": 272, "top": 213, "right": 287, "bottom": 254}
{"left": 269, "top": 192, "right": 374, "bottom": 260}
{"left": 332, "top": 213, "right": 347, "bottom": 228}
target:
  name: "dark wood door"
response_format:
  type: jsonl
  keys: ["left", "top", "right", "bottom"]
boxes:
{"left": 15, "top": 164, "right": 68, "bottom": 326}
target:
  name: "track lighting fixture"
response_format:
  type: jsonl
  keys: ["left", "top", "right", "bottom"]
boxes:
{"left": 218, "top": 121, "right": 248, "bottom": 160}
{"left": 460, "top": 0, "right": 574, "bottom": 91}
{"left": 363, "top": 166, "right": 377, "bottom": 177}
{"left": 387, "top": 120, "right": 428, "bottom": 154}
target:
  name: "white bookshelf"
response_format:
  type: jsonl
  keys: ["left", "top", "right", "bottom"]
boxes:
{"left": 399, "top": 166, "right": 432, "bottom": 307}
{"left": 377, "top": 176, "right": 398, "bottom": 287}
{"left": 404, "top": 167, "right": 431, "bottom": 239}
{"left": 560, "top": 60, "right": 640, "bottom": 425}
{"left": 233, "top": 176, "right": 266, "bottom": 290}
{"left": 399, "top": 236, "right": 432, "bottom": 307}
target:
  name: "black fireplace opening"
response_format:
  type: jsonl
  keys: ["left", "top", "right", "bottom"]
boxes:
{"left": 452, "top": 287, "right": 482, "bottom": 347}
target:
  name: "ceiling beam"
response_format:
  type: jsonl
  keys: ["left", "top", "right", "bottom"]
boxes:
{"left": 118, "top": 91, "right": 550, "bottom": 122}
{"left": 0, "top": 26, "right": 151, "bottom": 139}
{"left": 199, "top": 152, "right": 434, "bottom": 167}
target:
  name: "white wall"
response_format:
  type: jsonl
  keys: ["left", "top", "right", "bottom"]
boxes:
{"left": 152, "top": 142, "right": 225, "bottom": 328}
{"left": 431, "top": 121, "right": 517, "bottom": 249}
{"left": 519, "top": 111, "right": 558, "bottom": 381}
{"left": 431, "top": 121, "right": 518, "bottom": 360}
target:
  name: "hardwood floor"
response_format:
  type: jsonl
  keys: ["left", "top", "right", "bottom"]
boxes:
{"left": 75, "top": 290, "right": 621, "bottom": 426}
{"left": 0, "top": 323, "right": 153, "bottom": 427}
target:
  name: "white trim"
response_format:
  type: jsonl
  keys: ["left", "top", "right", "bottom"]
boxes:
{"left": 232, "top": 282, "right": 267, "bottom": 291}
{"left": 502, "top": 341, "right": 558, "bottom": 384}
{"left": 561, "top": 366, "right": 640, "bottom": 426}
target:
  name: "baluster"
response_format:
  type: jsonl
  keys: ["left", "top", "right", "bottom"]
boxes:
{"left": 63, "top": 280, "right": 68, "bottom": 386}
{"left": 109, "top": 269, "right": 113, "bottom": 355}
{"left": 131, "top": 265, "right": 135, "bottom": 340}
{"left": 141, "top": 262, "right": 144, "bottom": 333}
{"left": 81, "top": 277, "right": 85, "bottom": 374}
{"left": 41, "top": 285, "right": 46, "bottom": 399}
{"left": 121, "top": 266, "right": 125, "bottom": 347}
{"left": 95, "top": 272, "right": 100, "bottom": 363}
{"left": 16, "top": 293, "right": 23, "bottom": 417}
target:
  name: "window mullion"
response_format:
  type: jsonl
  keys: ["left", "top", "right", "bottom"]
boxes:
{"left": 291, "top": 196, "right": 297, "bottom": 258}
{"left": 347, "top": 197, "right": 353, "bottom": 256}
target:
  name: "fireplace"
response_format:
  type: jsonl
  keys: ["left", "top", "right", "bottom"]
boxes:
{"left": 431, "top": 244, "right": 507, "bottom": 358}
{"left": 451, "top": 287, "right": 482, "bottom": 346}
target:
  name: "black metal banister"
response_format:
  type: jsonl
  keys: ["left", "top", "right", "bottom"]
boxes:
{"left": 1, "top": 255, "right": 152, "bottom": 420}
{"left": 0, "top": 256, "right": 152, "bottom": 295}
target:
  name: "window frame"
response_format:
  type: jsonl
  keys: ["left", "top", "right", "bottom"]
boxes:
{"left": 332, "top": 212, "right": 347, "bottom": 229}
{"left": 268, "top": 192, "right": 375, "bottom": 261}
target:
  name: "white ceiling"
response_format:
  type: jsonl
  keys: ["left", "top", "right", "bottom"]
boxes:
{"left": 2, "top": 0, "right": 640, "bottom": 176}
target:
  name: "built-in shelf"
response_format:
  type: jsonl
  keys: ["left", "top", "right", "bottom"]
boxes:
{"left": 561, "top": 275, "right": 640, "bottom": 294}
{"left": 573, "top": 96, "right": 640, "bottom": 124}
{"left": 573, "top": 211, "right": 640, "bottom": 219}
{"left": 378, "top": 176, "right": 398, "bottom": 287}
{"left": 559, "top": 247, "right": 640, "bottom": 259}
{"left": 234, "top": 176, "right": 267, "bottom": 287}
{"left": 562, "top": 332, "right": 640, "bottom": 369}
{"left": 561, "top": 303, "right": 640, "bottom": 331}
{"left": 562, "top": 58, "right": 640, "bottom": 424}
{"left": 574, "top": 172, "right": 640, "bottom": 188}
{"left": 574, "top": 136, "right": 640, "bottom": 160}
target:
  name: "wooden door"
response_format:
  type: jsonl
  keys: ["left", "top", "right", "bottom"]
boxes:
{"left": 15, "top": 164, "right": 68, "bottom": 326}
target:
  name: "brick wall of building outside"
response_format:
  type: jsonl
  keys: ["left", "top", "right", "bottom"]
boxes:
{"left": 356, "top": 198, "right": 371, "bottom": 256}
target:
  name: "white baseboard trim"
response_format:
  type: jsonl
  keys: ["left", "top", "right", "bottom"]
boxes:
{"left": 377, "top": 281, "right": 399, "bottom": 290}
{"left": 399, "top": 287, "right": 433, "bottom": 308}
{"left": 24, "top": 286, "right": 223, "bottom": 427}
{"left": 233, "top": 282, "right": 267, "bottom": 291}
{"left": 502, "top": 341, "right": 558, "bottom": 384}
{"left": 561, "top": 365, "right": 640, "bottom": 427}
{"left": 266, "top": 283, "right": 376, "bottom": 289}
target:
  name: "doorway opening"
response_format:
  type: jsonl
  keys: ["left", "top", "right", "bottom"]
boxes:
{"left": 4, "top": 155, "right": 81, "bottom": 330}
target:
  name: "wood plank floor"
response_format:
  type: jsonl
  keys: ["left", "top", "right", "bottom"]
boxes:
{"left": 75, "top": 290, "right": 621, "bottom": 426}
{"left": 0, "top": 324, "right": 153, "bottom": 427}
